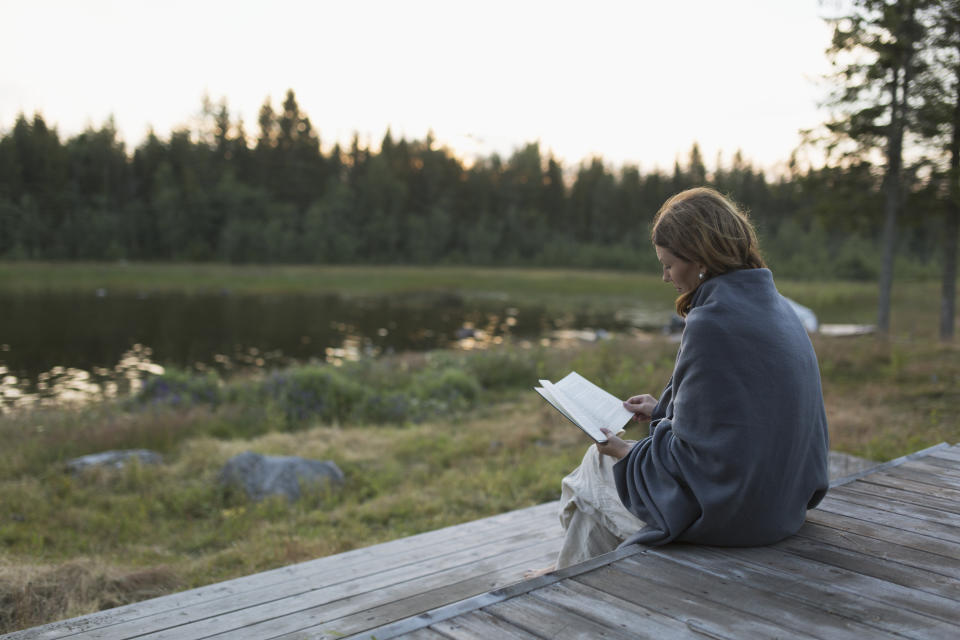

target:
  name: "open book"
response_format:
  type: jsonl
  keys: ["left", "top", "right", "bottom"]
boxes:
{"left": 535, "top": 372, "right": 634, "bottom": 443}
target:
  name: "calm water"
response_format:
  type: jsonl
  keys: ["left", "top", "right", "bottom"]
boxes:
{"left": 0, "top": 290, "right": 669, "bottom": 411}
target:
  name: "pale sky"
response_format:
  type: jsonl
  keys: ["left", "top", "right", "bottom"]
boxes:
{"left": 1, "top": 0, "right": 836, "bottom": 173}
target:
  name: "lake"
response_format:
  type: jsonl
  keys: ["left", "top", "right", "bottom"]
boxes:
{"left": 0, "top": 289, "right": 671, "bottom": 411}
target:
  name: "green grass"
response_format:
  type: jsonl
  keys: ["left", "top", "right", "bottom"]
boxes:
{"left": 0, "top": 261, "right": 945, "bottom": 333}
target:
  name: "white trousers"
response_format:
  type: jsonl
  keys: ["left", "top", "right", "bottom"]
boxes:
{"left": 556, "top": 443, "right": 645, "bottom": 569}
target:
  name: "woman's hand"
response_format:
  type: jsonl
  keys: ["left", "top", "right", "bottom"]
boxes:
{"left": 597, "top": 429, "right": 633, "bottom": 460}
{"left": 623, "top": 394, "right": 658, "bottom": 423}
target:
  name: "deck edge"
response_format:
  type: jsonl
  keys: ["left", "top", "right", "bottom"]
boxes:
{"left": 342, "top": 543, "right": 649, "bottom": 640}
{"left": 828, "top": 441, "right": 952, "bottom": 488}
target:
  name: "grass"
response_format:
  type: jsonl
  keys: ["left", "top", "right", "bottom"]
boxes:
{"left": 0, "top": 260, "right": 946, "bottom": 332}
{"left": 1, "top": 263, "right": 959, "bottom": 632}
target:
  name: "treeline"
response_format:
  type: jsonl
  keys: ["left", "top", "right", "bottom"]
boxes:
{"left": 0, "top": 90, "right": 948, "bottom": 279}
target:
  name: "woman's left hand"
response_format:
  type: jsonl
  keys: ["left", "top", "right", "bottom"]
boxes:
{"left": 596, "top": 428, "right": 632, "bottom": 460}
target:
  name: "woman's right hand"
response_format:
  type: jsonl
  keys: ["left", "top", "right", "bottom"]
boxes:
{"left": 623, "top": 394, "right": 658, "bottom": 422}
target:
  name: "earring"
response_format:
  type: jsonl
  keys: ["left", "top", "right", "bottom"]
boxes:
{"left": 698, "top": 272, "right": 705, "bottom": 280}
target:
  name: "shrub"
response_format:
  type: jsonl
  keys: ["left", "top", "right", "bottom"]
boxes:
{"left": 134, "top": 369, "right": 221, "bottom": 408}
{"left": 465, "top": 349, "right": 538, "bottom": 390}
{"left": 262, "top": 367, "right": 364, "bottom": 426}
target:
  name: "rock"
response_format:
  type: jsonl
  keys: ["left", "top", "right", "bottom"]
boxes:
{"left": 67, "top": 449, "right": 162, "bottom": 473}
{"left": 219, "top": 451, "right": 344, "bottom": 501}
{"left": 828, "top": 451, "right": 876, "bottom": 481}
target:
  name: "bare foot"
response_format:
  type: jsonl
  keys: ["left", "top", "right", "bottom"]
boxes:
{"left": 523, "top": 564, "right": 555, "bottom": 580}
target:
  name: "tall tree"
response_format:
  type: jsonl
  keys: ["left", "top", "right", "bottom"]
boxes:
{"left": 824, "top": 0, "right": 930, "bottom": 333}
{"left": 918, "top": 0, "right": 960, "bottom": 340}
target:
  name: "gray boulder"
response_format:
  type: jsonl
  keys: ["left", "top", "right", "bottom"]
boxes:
{"left": 67, "top": 449, "right": 162, "bottom": 473}
{"left": 219, "top": 451, "right": 344, "bottom": 501}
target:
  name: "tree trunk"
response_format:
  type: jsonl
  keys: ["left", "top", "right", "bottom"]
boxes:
{"left": 878, "top": 73, "right": 905, "bottom": 334}
{"left": 941, "top": 64, "right": 960, "bottom": 342}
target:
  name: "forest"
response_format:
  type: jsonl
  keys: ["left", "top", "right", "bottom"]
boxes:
{"left": 0, "top": 97, "right": 941, "bottom": 278}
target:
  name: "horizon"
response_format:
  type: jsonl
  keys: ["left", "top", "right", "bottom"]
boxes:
{"left": 3, "top": 0, "right": 835, "bottom": 174}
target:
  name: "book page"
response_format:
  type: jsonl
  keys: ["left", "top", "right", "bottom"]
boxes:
{"left": 554, "top": 372, "right": 633, "bottom": 435}
{"left": 537, "top": 379, "right": 608, "bottom": 442}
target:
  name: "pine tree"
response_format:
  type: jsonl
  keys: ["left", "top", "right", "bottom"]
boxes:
{"left": 824, "top": 0, "right": 933, "bottom": 332}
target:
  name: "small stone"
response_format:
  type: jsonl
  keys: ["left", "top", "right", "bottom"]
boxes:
{"left": 66, "top": 449, "right": 162, "bottom": 473}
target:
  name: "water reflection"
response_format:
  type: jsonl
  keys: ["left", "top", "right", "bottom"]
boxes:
{"left": 0, "top": 289, "right": 671, "bottom": 412}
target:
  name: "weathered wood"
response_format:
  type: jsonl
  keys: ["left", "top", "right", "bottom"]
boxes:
{"left": 427, "top": 610, "right": 543, "bottom": 640}
{"left": 389, "top": 628, "right": 450, "bottom": 640}
{"left": 832, "top": 480, "right": 960, "bottom": 516}
{"left": 528, "top": 579, "right": 708, "bottom": 639}
{"left": 774, "top": 535, "right": 960, "bottom": 602}
{"left": 344, "top": 543, "right": 647, "bottom": 640}
{"left": 815, "top": 494, "right": 960, "bottom": 545}
{"left": 212, "top": 539, "right": 563, "bottom": 640}
{"left": 892, "top": 463, "right": 960, "bottom": 489}
{"left": 575, "top": 564, "right": 818, "bottom": 639}
{"left": 909, "top": 455, "right": 960, "bottom": 474}
{"left": 857, "top": 472, "right": 960, "bottom": 502}
{"left": 826, "top": 487, "right": 960, "bottom": 528}
{"left": 656, "top": 544, "right": 959, "bottom": 638}
{"left": 805, "top": 505, "right": 960, "bottom": 561}
{"left": 928, "top": 446, "right": 960, "bottom": 464}
{"left": 5, "top": 501, "right": 560, "bottom": 640}
{"left": 20, "top": 520, "right": 560, "bottom": 640}
{"left": 615, "top": 553, "right": 884, "bottom": 640}
{"left": 485, "top": 594, "right": 641, "bottom": 640}
{"left": 829, "top": 442, "right": 950, "bottom": 488}
{"left": 710, "top": 544, "right": 960, "bottom": 625}
{"left": 796, "top": 520, "right": 960, "bottom": 577}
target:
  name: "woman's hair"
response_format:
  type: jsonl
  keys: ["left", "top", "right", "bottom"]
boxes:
{"left": 652, "top": 187, "right": 766, "bottom": 316}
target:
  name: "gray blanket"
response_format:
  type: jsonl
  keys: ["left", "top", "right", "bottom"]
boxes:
{"left": 613, "top": 268, "right": 829, "bottom": 547}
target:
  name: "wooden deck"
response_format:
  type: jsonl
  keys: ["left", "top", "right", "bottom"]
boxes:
{"left": 7, "top": 443, "right": 960, "bottom": 640}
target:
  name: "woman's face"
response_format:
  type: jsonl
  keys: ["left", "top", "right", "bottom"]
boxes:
{"left": 655, "top": 246, "right": 703, "bottom": 295}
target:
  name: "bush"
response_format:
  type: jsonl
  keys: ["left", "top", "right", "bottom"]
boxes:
{"left": 262, "top": 367, "right": 364, "bottom": 426}
{"left": 465, "top": 349, "right": 538, "bottom": 390}
{"left": 134, "top": 369, "right": 221, "bottom": 407}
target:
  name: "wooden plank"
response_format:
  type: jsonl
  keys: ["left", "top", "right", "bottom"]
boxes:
{"left": 878, "top": 465, "right": 960, "bottom": 491}
{"left": 205, "top": 538, "right": 563, "bottom": 640}
{"left": 833, "top": 480, "right": 960, "bottom": 516}
{"left": 829, "top": 442, "right": 950, "bottom": 488}
{"left": 342, "top": 543, "right": 647, "bottom": 640}
{"left": 826, "top": 487, "right": 960, "bottom": 527}
{"left": 6, "top": 501, "right": 560, "bottom": 640}
{"left": 711, "top": 544, "right": 960, "bottom": 626}
{"left": 57, "top": 528, "right": 561, "bottom": 640}
{"left": 528, "top": 579, "right": 712, "bottom": 639}
{"left": 912, "top": 454, "right": 960, "bottom": 471}
{"left": 815, "top": 495, "right": 960, "bottom": 545}
{"left": 485, "top": 594, "right": 642, "bottom": 640}
{"left": 614, "top": 553, "right": 884, "bottom": 640}
{"left": 857, "top": 472, "right": 960, "bottom": 502}
{"left": 796, "top": 520, "right": 960, "bottom": 577}
{"left": 575, "top": 564, "right": 817, "bottom": 639}
{"left": 655, "top": 544, "right": 959, "bottom": 639}
{"left": 394, "top": 629, "right": 451, "bottom": 640}
{"left": 806, "top": 505, "right": 960, "bottom": 561}
{"left": 427, "top": 610, "right": 543, "bottom": 640}
{"left": 774, "top": 535, "right": 960, "bottom": 602}
{"left": 893, "top": 462, "right": 960, "bottom": 488}
{"left": 928, "top": 447, "right": 960, "bottom": 464}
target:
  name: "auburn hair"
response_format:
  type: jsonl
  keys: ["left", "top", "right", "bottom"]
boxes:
{"left": 651, "top": 187, "right": 766, "bottom": 317}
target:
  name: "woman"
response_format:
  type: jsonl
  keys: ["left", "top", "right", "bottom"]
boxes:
{"left": 554, "top": 187, "right": 829, "bottom": 569}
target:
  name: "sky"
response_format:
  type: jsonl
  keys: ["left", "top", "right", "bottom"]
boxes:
{"left": 1, "top": 0, "right": 838, "bottom": 174}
